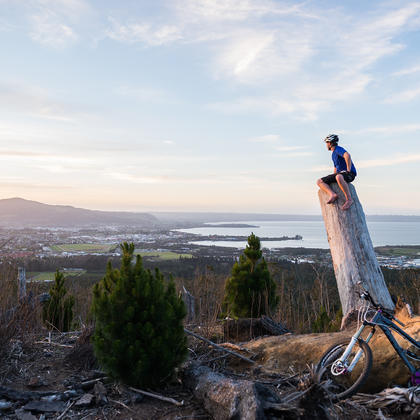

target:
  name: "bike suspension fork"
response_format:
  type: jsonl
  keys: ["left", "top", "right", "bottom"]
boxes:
{"left": 347, "top": 327, "right": 376, "bottom": 371}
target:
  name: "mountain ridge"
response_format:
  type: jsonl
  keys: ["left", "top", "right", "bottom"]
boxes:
{"left": 1, "top": 198, "right": 419, "bottom": 227}
{"left": 0, "top": 197, "right": 158, "bottom": 227}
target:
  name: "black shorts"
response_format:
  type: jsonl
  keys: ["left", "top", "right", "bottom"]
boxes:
{"left": 321, "top": 172, "right": 356, "bottom": 185}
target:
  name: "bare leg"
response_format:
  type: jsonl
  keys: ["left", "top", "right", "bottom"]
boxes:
{"left": 336, "top": 174, "right": 353, "bottom": 210}
{"left": 317, "top": 179, "right": 338, "bottom": 204}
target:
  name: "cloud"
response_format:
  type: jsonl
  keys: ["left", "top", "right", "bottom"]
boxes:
{"left": 102, "top": 2, "right": 420, "bottom": 120}
{"left": 21, "top": 0, "right": 91, "bottom": 47}
{"left": 30, "top": 12, "right": 78, "bottom": 47}
{"left": 114, "top": 85, "right": 174, "bottom": 103}
{"left": 383, "top": 86, "right": 420, "bottom": 103}
{"left": 207, "top": 3, "right": 420, "bottom": 117}
{"left": 311, "top": 153, "right": 420, "bottom": 173}
{"left": 176, "top": 0, "right": 318, "bottom": 23}
{"left": 0, "top": 178, "right": 74, "bottom": 190}
{"left": 0, "top": 150, "right": 50, "bottom": 157}
{"left": 335, "top": 4, "right": 420, "bottom": 72}
{"left": 215, "top": 29, "right": 315, "bottom": 84}
{"left": 106, "top": 17, "right": 183, "bottom": 46}
{"left": 207, "top": 96, "right": 296, "bottom": 116}
{"left": 358, "top": 154, "right": 420, "bottom": 168}
{"left": 249, "top": 134, "right": 281, "bottom": 143}
{"left": 0, "top": 149, "right": 99, "bottom": 173}
{"left": 0, "top": 83, "right": 72, "bottom": 121}
{"left": 248, "top": 134, "right": 306, "bottom": 155}
{"left": 108, "top": 170, "right": 277, "bottom": 185}
{"left": 0, "top": 17, "right": 15, "bottom": 32}
{"left": 348, "top": 124, "right": 420, "bottom": 135}
{"left": 275, "top": 146, "right": 305, "bottom": 152}
{"left": 110, "top": 172, "right": 170, "bottom": 184}
{"left": 392, "top": 63, "right": 420, "bottom": 76}
{"left": 0, "top": 82, "right": 94, "bottom": 122}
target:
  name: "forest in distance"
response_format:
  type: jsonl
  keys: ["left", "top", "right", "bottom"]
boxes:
{"left": 12, "top": 248, "right": 420, "bottom": 334}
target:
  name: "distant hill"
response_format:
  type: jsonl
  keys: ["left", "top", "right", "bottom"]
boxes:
{"left": 0, "top": 198, "right": 159, "bottom": 227}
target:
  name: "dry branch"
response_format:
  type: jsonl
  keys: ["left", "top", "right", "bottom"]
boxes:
{"left": 128, "top": 387, "right": 183, "bottom": 406}
{"left": 56, "top": 401, "right": 75, "bottom": 420}
{"left": 352, "top": 386, "right": 420, "bottom": 408}
{"left": 184, "top": 328, "right": 255, "bottom": 364}
{"left": 34, "top": 340, "right": 73, "bottom": 348}
{"left": 109, "top": 398, "right": 135, "bottom": 413}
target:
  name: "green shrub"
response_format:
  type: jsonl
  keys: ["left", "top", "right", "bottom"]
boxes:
{"left": 311, "top": 306, "right": 342, "bottom": 333}
{"left": 223, "top": 233, "right": 278, "bottom": 317}
{"left": 91, "top": 243, "right": 187, "bottom": 388}
{"left": 42, "top": 270, "right": 74, "bottom": 332}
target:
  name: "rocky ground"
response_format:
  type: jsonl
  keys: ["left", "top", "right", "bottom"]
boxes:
{"left": 0, "top": 327, "right": 418, "bottom": 419}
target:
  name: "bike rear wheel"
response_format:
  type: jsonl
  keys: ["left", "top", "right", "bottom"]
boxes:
{"left": 316, "top": 339, "right": 372, "bottom": 400}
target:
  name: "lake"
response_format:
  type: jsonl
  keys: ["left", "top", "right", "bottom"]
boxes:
{"left": 176, "top": 220, "right": 420, "bottom": 249}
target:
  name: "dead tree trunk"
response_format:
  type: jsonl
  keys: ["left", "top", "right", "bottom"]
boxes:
{"left": 18, "top": 267, "right": 26, "bottom": 300}
{"left": 318, "top": 183, "right": 394, "bottom": 328}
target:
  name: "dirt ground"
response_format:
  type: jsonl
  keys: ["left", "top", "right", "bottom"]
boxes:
{"left": 0, "top": 327, "right": 418, "bottom": 420}
{"left": 0, "top": 330, "right": 211, "bottom": 419}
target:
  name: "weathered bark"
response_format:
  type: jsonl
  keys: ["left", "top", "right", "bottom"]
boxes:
{"left": 183, "top": 364, "right": 277, "bottom": 420}
{"left": 318, "top": 183, "right": 394, "bottom": 328}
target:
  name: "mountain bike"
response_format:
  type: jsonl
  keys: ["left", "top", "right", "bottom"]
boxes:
{"left": 315, "top": 286, "right": 420, "bottom": 400}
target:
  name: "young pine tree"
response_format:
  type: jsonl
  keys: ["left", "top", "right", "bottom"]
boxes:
{"left": 91, "top": 243, "right": 187, "bottom": 388}
{"left": 224, "top": 233, "right": 278, "bottom": 318}
{"left": 42, "top": 270, "right": 74, "bottom": 332}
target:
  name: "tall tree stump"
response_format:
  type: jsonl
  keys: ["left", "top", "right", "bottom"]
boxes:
{"left": 318, "top": 183, "right": 394, "bottom": 328}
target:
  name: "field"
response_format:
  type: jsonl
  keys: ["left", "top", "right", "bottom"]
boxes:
{"left": 134, "top": 250, "right": 193, "bottom": 260}
{"left": 375, "top": 246, "right": 420, "bottom": 257}
{"left": 50, "top": 243, "right": 116, "bottom": 253}
{"left": 28, "top": 270, "right": 87, "bottom": 282}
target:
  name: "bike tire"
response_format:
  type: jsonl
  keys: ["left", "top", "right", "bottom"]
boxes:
{"left": 315, "top": 339, "right": 372, "bottom": 400}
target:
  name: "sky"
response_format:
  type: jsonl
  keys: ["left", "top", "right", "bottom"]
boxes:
{"left": 1, "top": 0, "right": 420, "bottom": 215}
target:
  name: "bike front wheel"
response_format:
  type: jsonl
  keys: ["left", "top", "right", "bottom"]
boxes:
{"left": 315, "top": 339, "right": 372, "bottom": 400}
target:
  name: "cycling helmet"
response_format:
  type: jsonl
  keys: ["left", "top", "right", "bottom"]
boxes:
{"left": 324, "top": 134, "right": 339, "bottom": 144}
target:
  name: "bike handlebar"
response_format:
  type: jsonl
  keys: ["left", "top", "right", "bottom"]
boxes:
{"left": 358, "top": 286, "right": 405, "bottom": 327}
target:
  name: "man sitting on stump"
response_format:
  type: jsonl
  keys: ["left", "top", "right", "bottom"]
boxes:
{"left": 317, "top": 134, "right": 357, "bottom": 211}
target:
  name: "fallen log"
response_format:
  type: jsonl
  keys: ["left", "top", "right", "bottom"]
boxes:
{"left": 183, "top": 364, "right": 276, "bottom": 420}
{"left": 245, "top": 310, "right": 420, "bottom": 392}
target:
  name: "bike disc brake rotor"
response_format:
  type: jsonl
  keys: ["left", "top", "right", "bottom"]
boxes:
{"left": 331, "top": 359, "right": 348, "bottom": 376}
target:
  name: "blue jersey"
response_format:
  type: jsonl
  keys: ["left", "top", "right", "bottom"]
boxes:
{"left": 332, "top": 146, "right": 357, "bottom": 175}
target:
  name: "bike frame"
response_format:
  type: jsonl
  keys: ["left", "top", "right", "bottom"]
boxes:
{"left": 339, "top": 308, "right": 420, "bottom": 375}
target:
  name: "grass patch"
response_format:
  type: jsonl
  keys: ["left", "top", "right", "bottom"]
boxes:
{"left": 134, "top": 251, "right": 193, "bottom": 260}
{"left": 375, "top": 246, "right": 420, "bottom": 257}
{"left": 50, "top": 243, "right": 116, "bottom": 253}
{"left": 28, "top": 270, "right": 87, "bottom": 282}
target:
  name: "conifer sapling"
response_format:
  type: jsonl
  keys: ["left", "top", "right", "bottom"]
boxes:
{"left": 42, "top": 270, "right": 75, "bottom": 332}
{"left": 91, "top": 243, "right": 187, "bottom": 388}
{"left": 224, "top": 233, "right": 278, "bottom": 318}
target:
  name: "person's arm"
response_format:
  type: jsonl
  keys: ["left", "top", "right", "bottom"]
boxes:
{"left": 343, "top": 152, "right": 352, "bottom": 172}
{"left": 334, "top": 167, "right": 337, "bottom": 174}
